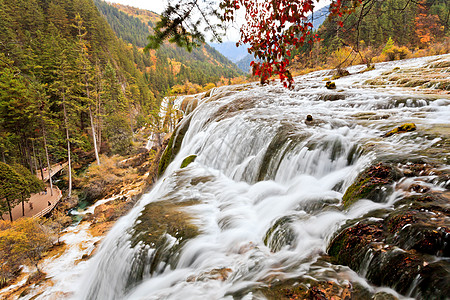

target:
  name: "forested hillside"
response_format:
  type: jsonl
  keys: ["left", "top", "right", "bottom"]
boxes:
{"left": 291, "top": 0, "right": 449, "bottom": 70}
{"left": 93, "top": 0, "right": 243, "bottom": 96}
{"left": 0, "top": 0, "right": 156, "bottom": 195}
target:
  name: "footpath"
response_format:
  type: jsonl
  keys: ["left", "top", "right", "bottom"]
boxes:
{"left": 2, "top": 162, "right": 67, "bottom": 221}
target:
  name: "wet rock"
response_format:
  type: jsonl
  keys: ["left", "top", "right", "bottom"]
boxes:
{"left": 158, "top": 114, "right": 193, "bottom": 177}
{"left": 384, "top": 123, "right": 416, "bottom": 137}
{"left": 332, "top": 68, "right": 351, "bottom": 80}
{"left": 329, "top": 189, "right": 450, "bottom": 299}
{"left": 127, "top": 199, "right": 200, "bottom": 288}
{"left": 263, "top": 215, "right": 297, "bottom": 252}
{"left": 372, "top": 292, "right": 398, "bottom": 300}
{"left": 208, "top": 95, "right": 257, "bottom": 122}
{"left": 255, "top": 276, "right": 366, "bottom": 300}
{"left": 180, "top": 96, "right": 199, "bottom": 115}
{"left": 187, "top": 267, "right": 232, "bottom": 282}
{"left": 180, "top": 155, "right": 197, "bottom": 169}
{"left": 342, "top": 163, "right": 401, "bottom": 208}
{"left": 306, "top": 115, "right": 313, "bottom": 122}
{"left": 409, "top": 183, "right": 430, "bottom": 193}
{"left": 326, "top": 81, "right": 336, "bottom": 89}
{"left": 319, "top": 93, "right": 346, "bottom": 101}
{"left": 131, "top": 200, "right": 200, "bottom": 249}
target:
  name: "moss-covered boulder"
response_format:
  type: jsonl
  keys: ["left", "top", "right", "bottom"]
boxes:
{"left": 328, "top": 191, "right": 450, "bottom": 299}
{"left": 180, "top": 155, "right": 197, "bottom": 169}
{"left": 157, "top": 115, "right": 192, "bottom": 177}
{"left": 126, "top": 199, "right": 200, "bottom": 287}
{"left": 325, "top": 81, "right": 336, "bottom": 89}
{"left": 384, "top": 123, "right": 416, "bottom": 137}
{"left": 342, "top": 163, "right": 401, "bottom": 208}
{"left": 131, "top": 200, "right": 200, "bottom": 248}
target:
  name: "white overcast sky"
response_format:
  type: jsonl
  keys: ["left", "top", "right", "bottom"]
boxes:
{"left": 106, "top": 0, "right": 332, "bottom": 41}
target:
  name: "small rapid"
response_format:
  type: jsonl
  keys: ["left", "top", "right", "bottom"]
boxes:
{"left": 76, "top": 54, "right": 449, "bottom": 300}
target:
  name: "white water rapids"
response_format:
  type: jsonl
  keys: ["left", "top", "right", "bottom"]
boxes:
{"left": 72, "top": 55, "right": 449, "bottom": 299}
{"left": 13, "top": 55, "right": 449, "bottom": 300}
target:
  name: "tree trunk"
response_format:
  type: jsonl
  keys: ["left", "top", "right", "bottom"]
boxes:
{"left": 21, "top": 195, "right": 25, "bottom": 217}
{"left": 89, "top": 108, "right": 100, "bottom": 165}
{"left": 62, "top": 100, "right": 72, "bottom": 198}
{"left": 42, "top": 126, "right": 53, "bottom": 196}
{"left": 95, "top": 59, "right": 103, "bottom": 153}
{"left": 25, "top": 138, "right": 34, "bottom": 175}
{"left": 31, "top": 139, "right": 39, "bottom": 177}
{"left": 6, "top": 198, "right": 13, "bottom": 222}
{"left": 38, "top": 154, "right": 45, "bottom": 184}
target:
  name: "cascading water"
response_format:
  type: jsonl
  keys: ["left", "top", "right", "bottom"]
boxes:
{"left": 75, "top": 55, "right": 449, "bottom": 300}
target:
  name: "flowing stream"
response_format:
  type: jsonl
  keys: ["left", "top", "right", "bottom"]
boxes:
{"left": 75, "top": 55, "right": 449, "bottom": 299}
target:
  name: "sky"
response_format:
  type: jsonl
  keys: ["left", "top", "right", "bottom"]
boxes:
{"left": 106, "top": 0, "right": 332, "bottom": 42}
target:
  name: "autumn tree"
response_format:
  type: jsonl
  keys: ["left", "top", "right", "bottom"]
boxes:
{"left": 415, "top": 0, "right": 441, "bottom": 47}
{"left": 149, "top": 0, "right": 367, "bottom": 87}
{"left": 0, "top": 218, "right": 53, "bottom": 276}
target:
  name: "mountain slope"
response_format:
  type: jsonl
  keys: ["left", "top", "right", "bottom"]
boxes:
{"left": 93, "top": 0, "right": 243, "bottom": 95}
{"left": 0, "top": 0, "right": 158, "bottom": 181}
{"left": 209, "top": 42, "right": 249, "bottom": 63}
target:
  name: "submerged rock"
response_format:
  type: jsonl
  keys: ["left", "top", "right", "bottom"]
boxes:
{"left": 384, "top": 123, "right": 416, "bottom": 137}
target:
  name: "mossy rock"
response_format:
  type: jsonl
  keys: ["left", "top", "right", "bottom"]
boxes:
{"left": 342, "top": 163, "right": 401, "bottom": 208}
{"left": 131, "top": 200, "right": 200, "bottom": 248}
{"left": 180, "top": 155, "right": 197, "bottom": 169}
{"left": 384, "top": 123, "right": 416, "bottom": 137}
{"left": 256, "top": 123, "right": 308, "bottom": 181}
{"left": 331, "top": 69, "right": 350, "bottom": 80}
{"left": 255, "top": 275, "right": 369, "bottom": 300}
{"left": 325, "top": 81, "right": 336, "bottom": 89}
{"left": 124, "top": 199, "right": 200, "bottom": 289}
{"left": 329, "top": 189, "right": 450, "bottom": 298}
{"left": 263, "top": 215, "right": 297, "bottom": 252}
{"left": 157, "top": 115, "right": 193, "bottom": 177}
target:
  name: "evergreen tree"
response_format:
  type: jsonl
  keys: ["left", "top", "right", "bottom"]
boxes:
{"left": 0, "top": 162, "right": 25, "bottom": 222}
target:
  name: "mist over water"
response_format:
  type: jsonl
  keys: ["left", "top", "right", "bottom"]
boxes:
{"left": 75, "top": 55, "right": 449, "bottom": 300}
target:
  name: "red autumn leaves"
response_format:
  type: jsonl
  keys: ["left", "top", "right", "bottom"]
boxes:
{"left": 221, "top": 0, "right": 362, "bottom": 88}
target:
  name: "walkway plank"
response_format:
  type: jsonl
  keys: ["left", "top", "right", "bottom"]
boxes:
{"left": 2, "top": 186, "right": 62, "bottom": 221}
{"left": 36, "top": 162, "right": 68, "bottom": 182}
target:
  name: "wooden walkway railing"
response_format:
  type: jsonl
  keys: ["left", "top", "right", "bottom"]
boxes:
{"left": 36, "top": 162, "right": 68, "bottom": 182}
{"left": 33, "top": 188, "right": 62, "bottom": 219}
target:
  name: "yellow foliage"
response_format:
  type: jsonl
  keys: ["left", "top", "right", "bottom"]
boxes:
{"left": 0, "top": 218, "right": 53, "bottom": 285}
{"left": 328, "top": 47, "right": 353, "bottom": 67}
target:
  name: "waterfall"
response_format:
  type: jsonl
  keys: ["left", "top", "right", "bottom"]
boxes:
{"left": 75, "top": 54, "right": 449, "bottom": 300}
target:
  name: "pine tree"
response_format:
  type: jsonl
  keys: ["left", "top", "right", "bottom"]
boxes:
{"left": 73, "top": 13, "right": 100, "bottom": 165}
{"left": 0, "top": 162, "right": 26, "bottom": 222}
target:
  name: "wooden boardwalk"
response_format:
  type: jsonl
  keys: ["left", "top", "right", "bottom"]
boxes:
{"left": 2, "top": 186, "right": 62, "bottom": 221}
{"left": 36, "top": 162, "right": 68, "bottom": 182}
{"left": 2, "top": 162, "right": 67, "bottom": 221}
